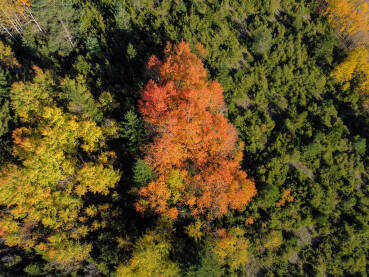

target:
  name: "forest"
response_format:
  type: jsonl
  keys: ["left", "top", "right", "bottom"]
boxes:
{"left": 0, "top": 0, "right": 368, "bottom": 276}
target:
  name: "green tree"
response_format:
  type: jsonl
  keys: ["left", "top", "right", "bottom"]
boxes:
{"left": 121, "top": 110, "right": 148, "bottom": 156}
{"left": 0, "top": 68, "right": 12, "bottom": 138}
{"left": 251, "top": 27, "right": 273, "bottom": 56}
{"left": 24, "top": 0, "right": 81, "bottom": 55}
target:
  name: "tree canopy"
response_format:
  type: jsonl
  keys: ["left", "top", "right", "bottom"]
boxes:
{"left": 136, "top": 42, "right": 256, "bottom": 221}
{"left": 0, "top": 0, "right": 368, "bottom": 276}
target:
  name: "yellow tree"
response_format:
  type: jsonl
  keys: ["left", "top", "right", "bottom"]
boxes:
{"left": 325, "top": 0, "right": 369, "bottom": 46}
{"left": 0, "top": 0, "right": 42, "bottom": 38}
{"left": 0, "top": 41, "right": 19, "bottom": 68}
{"left": 0, "top": 67, "right": 120, "bottom": 270}
{"left": 212, "top": 227, "right": 249, "bottom": 271}
{"left": 331, "top": 46, "right": 369, "bottom": 94}
{"left": 116, "top": 218, "right": 180, "bottom": 277}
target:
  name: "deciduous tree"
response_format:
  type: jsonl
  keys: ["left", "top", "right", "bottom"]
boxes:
{"left": 136, "top": 42, "right": 256, "bottom": 221}
{"left": 116, "top": 218, "right": 180, "bottom": 277}
{"left": 0, "top": 67, "right": 120, "bottom": 270}
{"left": 213, "top": 227, "right": 249, "bottom": 271}
{"left": 331, "top": 46, "right": 369, "bottom": 94}
{"left": 325, "top": 0, "right": 369, "bottom": 46}
{"left": 0, "top": 41, "right": 19, "bottom": 68}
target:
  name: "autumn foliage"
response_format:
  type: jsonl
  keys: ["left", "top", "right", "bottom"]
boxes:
{"left": 245, "top": 216, "right": 254, "bottom": 226}
{"left": 276, "top": 189, "right": 294, "bottom": 208}
{"left": 325, "top": 0, "right": 369, "bottom": 45}
{"left": 325, "top": 1, "right": 369, "bottom": 97}
{"left": 331, "top": 46, "right": 369, "bottom": 95}
{"left": 136, "top": 42, "right": 256, "bottom": 220}
{"left": 0, "top": 0, "right": 32, "bottom": 35}
{"left": 0, "top": 67, "right": 120, "bottom": 269}
{"left": 213, "top": 227, "right": 249, "bottom": 270}
{"left": 0, "top": 41, "right": 20, "bottom": 68}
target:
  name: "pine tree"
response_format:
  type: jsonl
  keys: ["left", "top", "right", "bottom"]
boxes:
{"left": 30, "top": 0, "right": 80, "bottom": 53}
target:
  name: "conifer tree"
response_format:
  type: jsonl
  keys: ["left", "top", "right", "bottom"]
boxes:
{"left": 0, "top": 41, "right": 18, "bottom": 165}
{"left": 31, "top": 0, "right": 80, "bottom": 53}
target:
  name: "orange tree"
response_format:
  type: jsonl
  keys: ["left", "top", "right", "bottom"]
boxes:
{"left": 136, "top": 42, "right": 256, "bottom": 221}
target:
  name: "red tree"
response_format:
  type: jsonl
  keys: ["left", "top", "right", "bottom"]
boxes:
{"left": 137, "top": 42, "right": 256, "bottom": 220}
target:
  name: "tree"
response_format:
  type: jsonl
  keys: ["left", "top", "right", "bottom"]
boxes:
{"left": 133, "top": 159, "right": 155, "bottom": 188}
{"left": 121, "top": 110, "right": 149, "bottom": 156}
{"left": 59, "top": 75, "right": 103, "bottom": 122}
{"left": 0, "top": 41, "right": 18, "bottom": 165}
{"left": 276, "top": 189, "right": 294, "bottom": 208}
{"left": 251, "top": 27, "right": 273, "bottom": 56}
{"left": 212, "top": 227, "right": 249, "bottom": 271}
{"left": 186, "top": 246, "right": 224, "bottom": 277}
{"left": 0, "top": 68, "right": 12, "bottom": 145}
{"left": 187, "top": 227, "right": 250, "bottom": 275}
{"left": 136, "top": 42, "right": 256, "bottom": 221}
{"left": 0, "top": 42, "right": 17, "bottom": 138}
{"left": 325, "top": 0, "right": 369, "bottom": 46}
{"left": 0, "top": 0, "right": 42, "bottom": 38}
{"left": 0, "top": 67, "right": 120, "bottom": 270}
{"left": 29, "top": 0, "right": 81, "bottom": 54}
{"left": 331, "top": 46, "right": 369, "bottom": 95}
{"left": 0, "top": 41, "right": 20, "bottom": 69}
{"left": 116, "top": 218, "right": 180, "bottom": 277}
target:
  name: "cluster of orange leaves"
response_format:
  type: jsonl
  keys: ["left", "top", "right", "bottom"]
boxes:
{"left": 245, "top": 216, "right": 254, "bottom": 226}
{"left": 0, "top": 226, "right": 6, "bottom": 237}
{"left": 136, "top": 41, "right": 256, "bottom": 220}
{"left": 276, "top": 189, "right": 294, "bottom": 208}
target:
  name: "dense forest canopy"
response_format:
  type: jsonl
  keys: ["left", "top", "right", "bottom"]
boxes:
{"left": 0, "top": 0, "right": 368, "bottom": 276}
